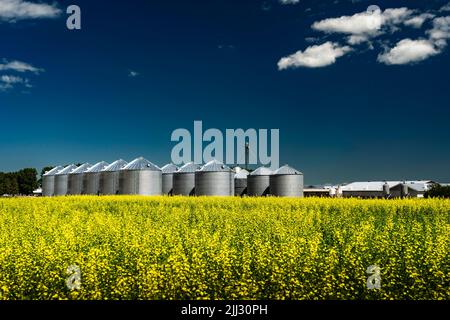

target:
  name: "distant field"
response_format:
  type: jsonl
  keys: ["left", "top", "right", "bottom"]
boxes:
{"left": 0, "top": 197, "right": 448, "bottom": 300}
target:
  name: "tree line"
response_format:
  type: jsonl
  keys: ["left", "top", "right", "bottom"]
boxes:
{"left": 0, "top": 168, "right": 39, "bottom": 196}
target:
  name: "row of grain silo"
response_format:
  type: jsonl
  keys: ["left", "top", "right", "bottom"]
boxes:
{"left": 42, "top": 157, "right": 303, "bottom": 197}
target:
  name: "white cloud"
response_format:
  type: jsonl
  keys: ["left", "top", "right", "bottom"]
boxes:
{"left": 427, "top": 16, "right": 450, "bottom": 47}
{"left": 0, "top": 60, "right": 43, "bottom": 73}
{"left": 278, "top": 42, "right": 352, "bottom": 69}
{"left": 440, "top": 2, "right": 450, "bottom": 12}
{"left": 312, "top": 7, "right": 414, "bottom": 38}
{"left": 347, "top": 34, "right": 370, "bottom": 45}
{"left": 404, "top": 13, "right": 435, "bottom": 28}
{"left": 0, "top": 0, "right": 61, "bottom": 21}
{"left": 0, "top": 74, "right": 30, "bottom": 90}
{"left": 128, "top": 70, "right": 139, "bottom": 78}
{"left": 377, "top": 39, "right": 439, "bottom": 65}
{"left": 280, "top": 0, "right": 300, "bottom": 4}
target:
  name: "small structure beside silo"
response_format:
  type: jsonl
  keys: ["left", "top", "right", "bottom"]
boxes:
{"left": 42, "top": 166, "right": 64, "bottom": 197}
{"left": 247, "top": 167, "right": 272, "bottom": 197}
{"left": 270, "top": 165, "right": 304, "bottom": 198}
{"left": 119, "top": 157, "right": 162, "bottom": 195}
{"left": 84, "top": 161, "right": 109, "bottom": 195}
{"left": 195, "top": 160, "right": 234, "bottom": 196}
{"left": 54, "top": 164, "right": 77, "bottom": 196}
{"left": 100, "top": 159, "right": 128, "bottom": 195}
{"left": 173, "top": 162, "right": 200, "bottom": 196}
{"left": 161, "top": 164, "right": 179, "bottom": 195}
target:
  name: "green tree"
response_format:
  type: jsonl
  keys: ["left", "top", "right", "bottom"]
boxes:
{"left": 16, "top": 168, "right": 38, "bottom": 195}
{"left": 425, "top": 185, "right": 450, "bottom": 199}
{"left": 0, "top": 172, "right": 19, "bottom": 195}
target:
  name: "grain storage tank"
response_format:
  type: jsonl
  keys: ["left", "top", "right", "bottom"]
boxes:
{"left": 68, "top": 163, "right": 91, "bottom": 195}
{"left": 247, "top": 167, "right": 273, "bottom": 197}
{"left": 99, "top": 159, "right": 128, "bottom": 195}
{"left": 54, "top": 164, "right": 77, "bottom": 196}
{"left": 161, "top": 163, "right": 179, "bottom": 195}
{"left": 195, "top": 160, "right": 234, "bottom": 196}
{"left": 173, "top": 162, "right": 200, "bottom": 196}
{"left": 270, "top": 165, "right": 304, "bottom": 198}
{"left": 42, "top": 166, "right": 64, "bottom": 197}
{"left": 84, "top": 161, "right": 109, "bottom": 195}
{"left": 119, "top": 157, "right": 162, "bottom": 195}
{"left": 234, "top": 169, "right": 249, "bottom": 196}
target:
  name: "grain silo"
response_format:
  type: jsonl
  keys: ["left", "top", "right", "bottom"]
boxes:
{"left": 247, "top": 167, "right": 273, "bottom": 197}
{"left": 270, "top": 165, "right": 304, "bottom": 198}
{"left": 83, "top": 161, "right": 109, "bottom": 195}
{"left": 68, "top": 163, "right": 91, "bottom": 195}
{"left": 173, "top": 162, "right": 200, "bottom": 196}
{"left": 99, "top": 159, "right": 128, "bottom": 195}
{"left": 234, "top": 169, "right": 249, "bottom": 196}
{"left": 161, "top": 164, "right": 179, "bottom": 195}
{"left": 119, "top": 157, "right": 162, "bottom": 195}
{"left": 54, "top": 164, "right": 78, "bottom": 196}
{"left": 42, "top": 166, "right": 64, "bottom": 197}
{"left": 195, "top": 160, "right": 234, "bottom": 196}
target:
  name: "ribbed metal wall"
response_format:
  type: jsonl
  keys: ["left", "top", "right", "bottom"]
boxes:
{"left": 235, "top": 178, "right": 247, "bottom": 196}
{"left": 195, "top": 172, "right": 234, "bottom": 196}
{"left": 42, "top": 176, "right": 55, "bottom": 197}
{"left": 173, "top": 173, "right": 196, "bottom": 196}
{"left": 84, "top": 172, "right": 102, "bottom": 195}
{"left": 68, "top": 174, "right": 85, "bottom": 195}
{"left": 270, "top": 174, "right": 304, "bottom": 197}
{"left": 55, "top": 175, "right": 70, "bottom": 196}
{"left": 162, "top": 174, "right": 174, "bottom": 195}
{"left": 119, "top": 170, "right": 162, "bottom": 195}
{"left": 100, "top": 171, "right": 121, "bottom": 195}
{"left": 247, "top": 175, "right": 271, "bottom": 196}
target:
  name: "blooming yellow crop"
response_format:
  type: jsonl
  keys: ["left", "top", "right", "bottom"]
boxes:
{"left": 0, "top": 196, "right": 448, "bottom": 300}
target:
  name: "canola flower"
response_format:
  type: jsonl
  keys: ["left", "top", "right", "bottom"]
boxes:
{"left": 0, "top": 196, "right": 448, "bottom": 300}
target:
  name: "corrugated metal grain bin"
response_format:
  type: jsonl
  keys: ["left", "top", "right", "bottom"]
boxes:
{"left": 42, "top": 166, "right": 64, "bottom": 197}
{"left": 83, "top": 161, "right": 109, "bottom": 195}
{"left": 99, "top": 159, "right": 128, "bottom": 195}
{"left": 161, "top": 163, "right": 179, "bottom": 195}
{"left": 270, "top": 165, "right": 304, "bottom": 198}
{"left": 119, "top": 157, "right": 162, "bottom": 195}
{"left": 247, "top": 167, "right": 273, "bottom": 197}
{"left": 173, "top": 162, "right": 200, "bottom": 196}
{"left": 195, "top": 160, "right": 234, "bottom": 196}
{"left": 54, "top": 164, "right": 78, "bottom": 196}
{"left": 68, "top": 163, "right": 91, "bottom": 195}
{"left": 234, "top": 169, "right": 249, "bottom": 196}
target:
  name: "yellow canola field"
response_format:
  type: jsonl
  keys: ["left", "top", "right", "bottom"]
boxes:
{"left": 0, "top": 196, "right": 448, "bottom": 300}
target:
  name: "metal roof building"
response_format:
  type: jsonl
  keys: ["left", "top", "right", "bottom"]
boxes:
{"left": 270, "top": 165, "right": 304, "bottom": 198}
{"left": 173, "top": 162, "right": 200, "bottom": 196}
{"left": 161, "top": 163, "right": 179, "bottom": 195}
{"left": 42, "top": 166, "right": 64, "bottom": 197}
{"left": 54, "top": 164, "right": 77, "bottom": 196}
{"left": 247, "top": 166, "right": 272, "bottom": 197}
{"left": 195, "top": 160, "right": 234, "bottom": 196}
{"left": 119, "top": 157, "right": 162, "bottom": 195}
{"left": 68, "top": 163, "right": 91, "bottom": 195}
{"left": 84, "top": 161, "right": 109, "bottom": 195}
{"left": 100, "top": 159, "right": 128, "bottom": 195}
{"left": 341, "top": 180, "right": 435, "bottom": 198}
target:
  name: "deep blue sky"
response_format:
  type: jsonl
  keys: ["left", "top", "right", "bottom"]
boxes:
{"left": 0, "top": 0, "right": 449, "bottom": 184}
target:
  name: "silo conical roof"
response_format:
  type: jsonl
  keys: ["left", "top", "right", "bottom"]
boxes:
{"left": 178, "top": 162, "right": 201, "bottom": 173}
{"left": 250, "top": 167, "right": 273, "bottom": 176}
{"left": 86, "top": 161, "right": 109, "bottom": 173}
{"left": 55, "top": 164, "right": 78, "bottom": 175}
{"left": 235, "top": 169, "right": 249, "bottom": 179}
{"left": 43, "top": 166, "right": 64, "bottom": 176}
{"left": 161, "top": 163, "right": 179, "bottom": 174}
{"left": 102, "top": 159, "right": 128, "bottom": 172}
{"left": 199, "top": 160, "right": 232, "bottom": 172}
{"left": 274, "top": 165, "right": 302, "bottom": 175}
{"left": 71, "top": 163, "right": 92, "bottom": 174}
{"left": 122, "top": 157, "right": 160, "bottom": 171}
